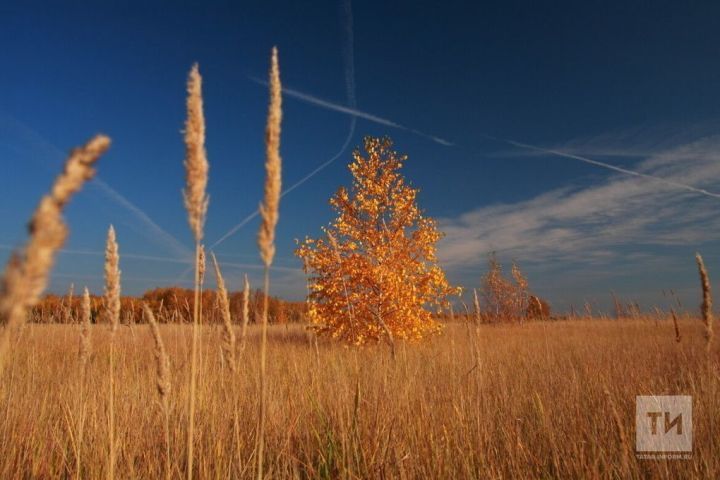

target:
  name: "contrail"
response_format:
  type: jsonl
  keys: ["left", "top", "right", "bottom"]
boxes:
{"left": 249, "top": 78, "right": 454, "bottom": 147}
{"left": 0, "top": 113, "right": 193, "bottom": 259}
{"left": 482, "top": 135, "right": 720, "bottom": 200}
{"left": 90, "top": 178, "right": 193, "bottom": 258}
{"left": 210, "top": 0, "right": 360, "bottom": 251}
{"left": 51, "top": 272, "right": 195, "bottom": 285}
{"left": 0, "top": 243, "right": 298, "bottom": 272}
{"left": 0, "top": 243, "right": 191, "bottom": 264}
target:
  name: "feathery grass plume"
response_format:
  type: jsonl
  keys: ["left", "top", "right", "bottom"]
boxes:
{"left": 183, "top": 63, "right": 210, "bottom": 480}
{"left": 143, "top": 303, "right": 171, "bottom": 480}
{"left": 0, "top": 134, "right": 109, "bottom": 374}
{"left": 211, "top": 253, "right": 236, "bottom": 372}
{"left": 241, "top": 274, "right": 250, "bottom": 351}
{"left": 209, "top": 254, "right": 240, "bottom": 472}
{"left": 258, "top": 47, "right": 282, "bottom": 268}
{"left": 696, "top": 253, "right": 714, "bottom": 353}
{"left": 198, "top": 245, "right": 206, "bottom": 286}
{"left": 256, "top": 46, "right": 282, "bottom": 480}
{"left": 79, "top": 287, "right": 92, "bottom": 365}
{"left": 76, "top": 286, "right": 93, "bottom": 479}
{"left": 473, "top": 288, "right": 481, "bottom": 326}
{"left": 144, "top": 304, "right": 171, "bottom": 405}
{"left": 533, "top": 296, "right": 544, "bottom": 320}
{"left": 671, "top": 308, "right": 682, "bottom": 343}
{"left": 105, "top": 226, "right": 121, "bottom": 332}
{"left": 104, "top": 225, "right": 121, "bottom": 480}
{"left": 183, "top": 64, "right": 209, "bottom": 243}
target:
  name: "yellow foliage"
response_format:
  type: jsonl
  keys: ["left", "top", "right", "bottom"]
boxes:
{"left": 296, "top": 136, "right": 460, "bottom": 345}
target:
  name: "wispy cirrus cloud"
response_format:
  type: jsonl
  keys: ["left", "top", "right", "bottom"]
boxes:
{"left": 438, "top": 133, "right": 720, "bottom": 271}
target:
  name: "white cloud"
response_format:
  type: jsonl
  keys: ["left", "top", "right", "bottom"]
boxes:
{"left": 438, "top": 133, "right": 720, "bottom": 271}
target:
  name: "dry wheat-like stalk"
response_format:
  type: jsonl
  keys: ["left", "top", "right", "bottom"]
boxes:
{"left": 105, "top": 226, "right": 121, "bottom": 332}
{"left": 241, "top": 274, "right": 250, "bottom": 351}
{"left": 104, "top": 225, "right": 121, "bottom": 480}
{"left": 183, "top": 64, "right": 209, "bottom": 244}
{"left": 183, "top": 63, "right": 210, "bottom": 480}
{"left": 211, "top": 253, "right": 236, "bottom": 372}
{"left": 198, "top": 244, "right": 206, "bottom": 286}
{"left": 0, "top": 135, "right": 109, "bottom": 373}
{"left": 79, "top": 287, "right": 92, "bottom": 365}
{"left": 257, "top": 46, "right": 282, "bottom": 480}
{"left": 197, "top": 243, "right": 206, "bottom": 366}
{"left": 258, "top": 47, "right": 282, "bottom": 268}
{"left": 143, "top": 303, "right": 171, "bottom": 480}
{"left": 473, "top": 288, "right": 481, "bottom": 326}
{"left": 696, "top": 253, "right": 714, "bottom": 353}
{"left": 671, "top": 308, "right": 682, "bottom": 343}
{"left": 144, "top": 304, "right": 171, "bottom": 405}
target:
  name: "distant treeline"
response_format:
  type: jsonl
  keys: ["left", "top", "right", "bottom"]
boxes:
{"left": 31, "top": 287, "right": 308, "bottom": 324}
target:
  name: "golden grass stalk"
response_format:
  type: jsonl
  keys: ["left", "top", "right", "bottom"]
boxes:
{"left": 473, "top": 288, "right": 481, "bottom": 326}
{"left": 241, "top": 274, "right": 250, "bottom": 351}
{"left": 183, "top": 64, "right": 209, "bottom": 244}
{"left": 198, "top": 244, "right": 206, "bottom": 369}
{"left": 105, "top": 226, "right": 121, "bottom": 332}
{"left": 143, "top": 303, "right": 171, "bottom": 480}
{"left": 696, "top": 253, "right": 714, "bottom": 354}
{"left": 211, "top": 253, "right": 236, "bottom": 372}
{"left": 144, "top": 304, "right": 171, "bottom": 408}
{"left": 75, "top": 285, "right": 93, "bottom": 479}
{"left": 210, "top": 253, "right": 241, "bottom": 473}
{"left": 0, "top": 135, "right": 109, "bottom": 374}
{"left": 258, "top": 47, "right": 282, "bottom": 268}
{"left": 256, "top": 46, "right": 282, "bottom": 480}
{"left": 198, "top": 244, "right": 206, "bottom": 286}
{"left": 183, "top": 63, "right": 210, "bottom": 480}
{"left": 104, "top": 225, "right": 121, "bottom": 480}
{"left": 79, "top": 287, "right": 92, "bottom": 365}
{"left": 671, "top": 308, "right": 682, "bottom": 343}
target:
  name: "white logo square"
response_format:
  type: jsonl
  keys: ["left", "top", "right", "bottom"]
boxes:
{"left": 636, "top": 395, "right": 692, "bottom": 452}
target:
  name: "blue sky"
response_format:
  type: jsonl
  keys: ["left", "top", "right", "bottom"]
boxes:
{"left": 2, "top": 0, "right": 720, "bottom": 313}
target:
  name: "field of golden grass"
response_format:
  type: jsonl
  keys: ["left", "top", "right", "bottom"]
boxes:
{"left": 0, "top": 318, "right": 717, "bottom": 479}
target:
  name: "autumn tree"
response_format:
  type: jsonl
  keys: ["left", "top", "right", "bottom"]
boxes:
{"left": 480, "top": 254, "right": 531, "bottom": 323}
{"left": 296, "top": 137, "right": 459, "bottom": 348}
{"left": 478, "top": 255, "right": 551, "bottom": 322}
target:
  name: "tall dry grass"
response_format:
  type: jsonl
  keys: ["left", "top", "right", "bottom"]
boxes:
{"left": 0, "top": 135, "right": 110, "bottom": 374}
{"left": 143, "top": 303, "right": 172, "bottom": 480}
{"left": 211, "top": 252, "right": 235, "bottom": 373}
{"left": 104, "top": 225, "right": 121, "bottom": 480}
{"left": 0, "top": 319, "right": 717, "bottom": 478}
{"left": 256, "top": 46, "right": 283, "bottom": 480}
{"left": 183, "top": 63, "right": 210, "bottom": 480}
{"left": 696, "top": 253, "right": 714, "bottom": 354}
{"left": 79, "top": 287, "right": 92, "bottom": 366}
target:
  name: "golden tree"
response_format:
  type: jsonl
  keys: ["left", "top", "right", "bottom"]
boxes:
{"left": 296, "top": 136, "right": 459, "bottom": 347}
{"left": 481, "top": 253, "right": 550, "bottom": 322}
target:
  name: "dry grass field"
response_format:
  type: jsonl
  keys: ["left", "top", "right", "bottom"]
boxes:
{"left": 1, "top": 42, "right": 718, "bottom": 480}
{"left": 0, "top": 319, "right": 717, "bottom": 479}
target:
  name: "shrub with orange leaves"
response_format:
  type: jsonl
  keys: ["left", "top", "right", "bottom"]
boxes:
{"left": 479, "top": 254, "right": 547, "bottom": 323}
{"left": 296, "top": 136, "right": 460, "bottom": 345}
